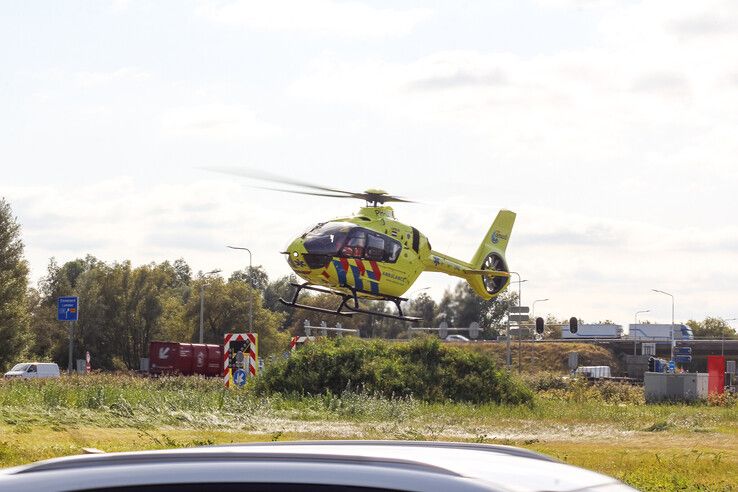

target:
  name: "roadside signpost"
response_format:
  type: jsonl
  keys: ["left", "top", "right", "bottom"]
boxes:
{"left": 508, "top": 306, "right": 530, "bottom": 373}
{"left": 57, "top": 296, "right": 78, "bottom": 321}
{"left": 58, "top": 296, "right": 79, "bottom": 374}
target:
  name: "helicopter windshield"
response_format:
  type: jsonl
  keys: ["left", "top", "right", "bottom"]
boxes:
{"left": 303, "top": 222, "right": 403, "bottom": 264}
{"left": 303, "top": 222, "right": 355, "bottom": 256}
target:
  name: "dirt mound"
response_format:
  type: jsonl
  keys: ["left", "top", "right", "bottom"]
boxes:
{"left": 466, "top": 341, "right": 621, "bottom": 374}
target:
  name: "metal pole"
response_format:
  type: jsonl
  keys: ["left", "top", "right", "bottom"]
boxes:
{"left": 508, "top": 272, "right": 525, "bottom": 371}
{"left": 652, "top": 289, "right": 674, "bottom": 361}
{"left": 531, "top": 299, "right": 549, "bottom": 318}
{"left": 199, "top": 285, "right": 205, "bottom": 344}
{"left": 634, "top": 309, "right": 650, "bottom": 356}
{"left": 671, "top": 295, "right": 675, "bottom": 361}
{"left": 68, "top": 321, "right": 74, "bottom": 374}
{"left": 723, "top": 318, "right": 738, "bottom": 356}
{"left": 227, "top": 246, "right": 253, "bottom": 330}
{"left": 530, "top": 298, "right": 549, "bottom": 371}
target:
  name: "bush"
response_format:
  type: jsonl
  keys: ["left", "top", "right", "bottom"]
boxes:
{"left": 254, "top": 337, "right": 532, "bottom": 404}
{"left": 537, "top": 376, "right": 644, "bottom": 404}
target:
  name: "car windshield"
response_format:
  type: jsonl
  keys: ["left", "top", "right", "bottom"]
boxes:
{"left": 10, "top": 364, "right": 30, "bottom": 372}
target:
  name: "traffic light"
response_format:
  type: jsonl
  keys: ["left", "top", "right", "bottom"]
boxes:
{"left": 648, "top": 357, "right": 656, "bottom": 372}
{"left": 535, "top": 317, "right": 545, "bottom": 334}
{"left": 569, "top": 317, "right": 578, "bottom": 334}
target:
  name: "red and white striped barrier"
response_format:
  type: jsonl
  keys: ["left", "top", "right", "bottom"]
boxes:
{"left": 223, "top": 332, "right": 259, "bottom": 388}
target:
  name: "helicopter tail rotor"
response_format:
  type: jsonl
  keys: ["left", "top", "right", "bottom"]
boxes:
{"left": 466, "top": 210, "right": 516, "bottom": 299}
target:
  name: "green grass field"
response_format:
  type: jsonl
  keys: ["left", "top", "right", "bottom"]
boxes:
{"left": 1, "top": 374, "right": 736, "bottom": 491}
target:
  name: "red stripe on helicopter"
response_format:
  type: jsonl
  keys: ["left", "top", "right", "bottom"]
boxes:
{"left": 369, "top": 261, "right": 381, "bottom": 281}
{"left": 340, "top": 258, "right": 350, "bottom": 273}
{"left": 355, "top": 259, "right": 366, "bottom": 276}
{"left": 322, "top": 271, "right": 330, "bottom": 279}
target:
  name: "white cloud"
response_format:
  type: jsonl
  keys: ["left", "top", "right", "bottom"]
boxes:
{"left": 75, "top": 67, "right": 152, "bottom": 89}
{"left": 160, "top": 103, "right": 282, "bottom": 140}
{"left": 196, "top": 0, "right": 432, "bottom": 38}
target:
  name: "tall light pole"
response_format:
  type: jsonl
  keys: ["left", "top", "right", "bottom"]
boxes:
{"left": 227, "top": 246, "right": 253, "bottom": 331}
{"left": 199, "top": 269, "right": 221, "bottom": 343}
{"left": 652, "top": 289, "right": 674, "bottom": 361}
{"left": 722, "top": 317, "right": 737, "bottom": 356}
{"left": 508, "top": 272, "right": 527, "bottom": 370}
{"left": 633, "top": 309, "right": 650, "bottom": 355}
{"left": 531, "top": 298, "right": 549, "bottom": 318}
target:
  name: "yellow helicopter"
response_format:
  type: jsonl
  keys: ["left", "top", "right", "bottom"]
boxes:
{"left": 211, "top": 168, "right": 515, "bottom": 322}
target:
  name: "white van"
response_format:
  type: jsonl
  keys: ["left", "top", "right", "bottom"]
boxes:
{"left": 4, "top": 362, "right": 61, "bottom": 379}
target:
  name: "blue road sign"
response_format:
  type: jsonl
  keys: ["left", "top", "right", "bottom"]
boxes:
{"left": 57, "top": 296, "right": 79, "bottom": 321}
{"left": 233, "top": 368, "right": 247, "bottom": 387}
{"left": 675, "top": 355, "right": 692, "bottom": 364}
{"left": 668, "top": 360, "right": 676, "bottom": 372}
{"left": 675, "top": 346, "right": 692, "bottom": 356}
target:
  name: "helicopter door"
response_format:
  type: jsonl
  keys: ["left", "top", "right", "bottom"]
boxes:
{"left": 365, "top": 233, "right": 386, "bottom": 261}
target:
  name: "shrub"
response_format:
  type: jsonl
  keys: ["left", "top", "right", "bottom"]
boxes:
{"left": 254, "top": 337, "right": 532, "bottom": 404}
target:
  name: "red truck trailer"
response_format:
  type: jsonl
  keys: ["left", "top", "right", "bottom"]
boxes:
{"left": 149, "top": 341, "right": 222, "bottom": 377}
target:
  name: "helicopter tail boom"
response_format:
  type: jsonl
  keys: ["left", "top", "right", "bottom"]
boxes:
{"left": 421, "top": 209, "right": 515, "bottom": 300}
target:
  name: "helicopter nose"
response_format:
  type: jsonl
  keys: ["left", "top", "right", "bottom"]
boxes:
{"left": 283, "top": 238, "right": 306, "bottom": 267}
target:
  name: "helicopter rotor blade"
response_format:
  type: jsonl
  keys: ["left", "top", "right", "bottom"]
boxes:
{"left": 201, "top": 166, "right": 416, "bottom": 204}
{"left": 202, "top": 166, "right": 354, "bottom": 196}
{"left": 257, "top": 186, "right": 357, "bottom": 199}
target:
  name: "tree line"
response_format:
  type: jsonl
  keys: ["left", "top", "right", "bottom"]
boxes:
{"left": 2, "top": 197, "right": 733, "bottom": 371}
{"left": 0, "top": 198, "right": 517, "bottom": 371}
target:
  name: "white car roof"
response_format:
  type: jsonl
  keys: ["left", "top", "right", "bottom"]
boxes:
{"left": 1, "top": 441, "right": 636, "bottom": 492}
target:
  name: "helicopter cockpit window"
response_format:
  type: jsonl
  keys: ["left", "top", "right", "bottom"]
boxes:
{"left": 363, "top": 231, "right": 402, "bottom": 263}
{"left": 303, "top": 222, "right": 354, "bottom": 255}
{"left": 341, "top": 229, "right": 366, "bottom": 258}
{"left": 365, "top": 233, "right": 385, "bottom": 261}
{"left": 386, "top": 240, "right": 402, "bottom": 262}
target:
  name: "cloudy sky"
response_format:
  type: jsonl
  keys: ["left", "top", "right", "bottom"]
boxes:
{"left": 2, "top": 0, "right": 738, "bottom": 328}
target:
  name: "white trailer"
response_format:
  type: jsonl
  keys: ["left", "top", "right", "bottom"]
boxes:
{"left": 562, "top": 323, "right": 623, "bottom": 339}
{"left": 628, "top": 323, "right": 694, "bottom": 340}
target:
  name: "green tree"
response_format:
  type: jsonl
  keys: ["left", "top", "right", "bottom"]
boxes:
{"left": 229, "top": 265, "right": 269, "bottom": 291}
{"left": 437, "top": 281, "right": 517, "bottom": 339}
{"left": 0, "top": 198, "right": 29, "bottom": 370}
{"left": 185, "top": 276, "right": 289, "bottom": 357}
{"left": 687, "top": 317, "right": 737, "bottom": 339}
{"left": 407, "top": 292, "right": 437, "bottom": 327}
{"left": 544, "top": 315, "right": 564, "bottom": 339}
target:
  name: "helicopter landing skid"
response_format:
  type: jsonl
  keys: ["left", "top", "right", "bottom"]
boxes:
{"left": 279, "top": 282, "right": 421, "bottom": 323}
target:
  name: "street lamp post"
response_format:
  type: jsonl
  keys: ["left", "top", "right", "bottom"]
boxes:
{"left": 530, "top": 298, "right": 549, "bottom": 369}
{"left": 227, "top": 246, "right": 253, "bottom": 332}
{"left": 199, "top": 269, "right": 221, "bottom": 343}
{"left": 531, "top": 298, "right": 549, "bottom": 318}
{"left": 633, "top": 309, "right": 650, "bottom": 355}
{"left": 722, "top": 317, "right": 737, "bottom": 356}
{"left": 652, "top": 289, "right": 675, "bottom": 361}
{"left": 508, "top": 272, "right": 527, "bottom": 370}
